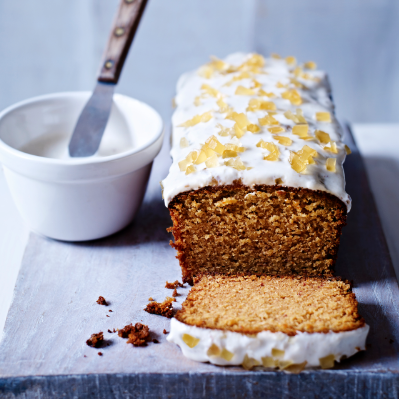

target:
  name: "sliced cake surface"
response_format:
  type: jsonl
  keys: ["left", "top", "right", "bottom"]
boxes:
{"left": 169, "top": 184, "right": 346, "bottom": 284}
{"left": 168, "top": 275, "right": 368, "bottom": 369}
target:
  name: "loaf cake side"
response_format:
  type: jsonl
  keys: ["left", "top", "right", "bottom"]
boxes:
{"left": 162, "top": 52, "right": 351, "bottom": 282}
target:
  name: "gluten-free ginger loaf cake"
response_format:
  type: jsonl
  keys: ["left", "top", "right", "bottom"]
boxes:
{"left": 167, "top": 275, "right": 369, "bottom": 370}
{"left": 162, "top": 52, "right": 351, "bottom": 284}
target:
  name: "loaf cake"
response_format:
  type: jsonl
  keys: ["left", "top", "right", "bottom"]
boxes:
{"left": 162, "top": 53, "right": 368, "bottom": 370}
{"left": 162, "top": 52, "right": 351, "bottom": 284}
{"left": 167, "top": 275, "right": 369, "bottom": 370}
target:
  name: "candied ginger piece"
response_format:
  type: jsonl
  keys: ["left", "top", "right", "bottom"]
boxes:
{"left": 304, "top": 61, "right": 317, "bottom": 70}
{"left": 282, "top": 89, "right": 302, "bottom": 105}
{"left": 224, "top": 71, "right": 251, "bottom": 87}
{"left": 284, "top": 110, "right": 299, "bottom": 123}
{"left": 216, "top": 97, "right": 230, "bottom": 113}
{"left": 198, "top": 65, "right": 214, "bottom": 78}
{"left": 207, "top": 343, "right": 221, "bottom": 357}
{"left": 205, "top": 135, "right": 225, "bottom": 154}
{"left": 180, "top": 137, "right": 189, "bottom": 148}
{"left": 258, "top": 141, "right": 279, "bottom": 161}
{"left": 316, "top": 112, "right": 331, "bottom": 122}
{"left": 193, "top": 96, "right": 202, "bottom": 106}
{"left": 224, "top": 156, "right": 246, "bottom": 171}
{"left": 216, "top": 123, "right": 231, "bottom": 137}
{"left": 272, "top": 348, "right": 285, "bottom": 358}
{"left": 274, "top": 135, "right": 292, "bottom": 145}
{"left": 295, "top": 108, "right": 307, "bottom": 123}
{"left": 178, "top": 151, "right": 198, "bottom": 171}
{"left": 246, "top": 98, "right": 277, "bottom": 112}
{"left": 226, "top": 112, "right": 251, "bottom": 130}
{"left": 278, "top": 360, "right": 294, "bottom": 370}
{"left": 285, "top": 56, "right": 297, "bottom": 65}
{"left": 275, "top": 177, "right": 283, "bottom": 185}
{"left": 285, "top": 361, "right": 307, "bottom": 374}
{"left": 319, "top": 354, "right": 335, "bottom": 369}
{"left": 268, "top": 127, "right": 285, "bottom": 134}
{"left": 205, "top": 153, "right": 219, "bottom": 168}
{"left": 258, "top": 89, "right": 275, "bottom": 98}
{"left": 222, "top": 149, "right": 238, "bottom": 158}
{"left": 233, "top": 123, "right": 245, "bottom": 138}
{"left": 252, "top": 79, "right": 262, "bottom": 88}
{"left": 238, "top": 54, "right": 265, "bottom": 72}
{"left": 185, "top": 165, "right": 196, "bottom": 175}
{"left": 326, "top": 158, "right": 337, "bottom": 172}
{"left": 209, "top": 55, "right": 229, "bottom": 71}
{"left": 225, "top": 143, "right": 245, "bottom": 153}
{"left": 289, "top": 145, "right": 318, "bottom": 172}
{"left": 324, "top": 141, "right": 338, "bottom": 154}
{"left": 201, "top": 144, "right": 216, "bottom": 158}
{"left": 221, "top": 348, "right": 234, "bottom": 361}
{"left": 290, "top": 77, "right": 305, "bottom": 89}
{"left": 235, "top": 85, "right": 255, "bottom": 96}
{"left": 262, "top": 356, "right": 276, "bottom": 368}
{"left": 182, "top": 333, "right": 200, "bottom": 348}
{"left": 315, "top": 130, "right": 330, "bottom": 144}
{"left": 259, "top": 114, "right": 279, "bottom": 126}
{"left": 179, "top": 112, "right": 212, "bottom": 127}
{"left": 344, "top": 144, "right": 352, "bottom": 155}
{"left": 271, "top": 53, "right": 281, "bottom": 59}
{"left": 289, "top": 151, "right": 307, "bottom": 173}
{"left": 201, "top": 83, "right": 219, "bottom": 97}
{"left": 242, "top": 354, "right": 261, "bottom": 370}
{"left": 276, "top": 81, "right": 287, "bottom": 88}
{"left": 292, "top": 124, "right": 309, "bottom": 137}
{"left": 247, "top": 124, "right": 260, "bottom": 134}
{"left": 194, "top": 150, "right": 208, "bottom": 165}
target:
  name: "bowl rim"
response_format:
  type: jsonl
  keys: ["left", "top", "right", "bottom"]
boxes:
{"left": 0, "top": 91, "right": 164, "bottom": 167}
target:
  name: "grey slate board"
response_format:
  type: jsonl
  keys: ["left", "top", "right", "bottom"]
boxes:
{"left": 0, "top": 125, "right": 398, "bottom": 399}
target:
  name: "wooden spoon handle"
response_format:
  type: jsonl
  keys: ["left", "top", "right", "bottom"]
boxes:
{"left": 98, "top": 0, "right": 148, "bottom": 84}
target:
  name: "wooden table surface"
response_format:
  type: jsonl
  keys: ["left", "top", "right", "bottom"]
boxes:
{"left": 0, "top": 126, "right": 398, "bottom": 399}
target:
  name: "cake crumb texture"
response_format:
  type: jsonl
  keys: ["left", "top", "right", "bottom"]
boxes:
{"left": 96, "top": 296, "right": 108, "bottom": 306}
{"left": 145, "top": 297, "right": 175, "bottom": 318}
{"left": 175, "top": 275, "right": 364, "bottom": 336}
{"left": 86, "top": 332, "right": 104, "bottom": 348}
{"left": 169, "top": 184, "right": 346, "bottom": 284}
{"left": 118, "top": 323, "right": 150, "bottom": 346}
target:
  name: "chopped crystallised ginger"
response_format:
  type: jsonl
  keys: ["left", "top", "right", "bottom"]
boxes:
{"left": 268, "top": 127, "right": 285, "bottom": 134}
{"left": 289, "top": 145, "right": 318, "bottom": 173}
{"left": 180, "top": 137, "right": 189, "bottom": 148}
{"left": 225, "top": 112, "right": 251, "bottom": 130}
{"left": 257, "top": 140, "right": 280, "bottom": 161}
{"left": 326, "top": 158, "right": 336, "bottom": 172}
{"left": 235, "top": 86, "right": 255, "bottom": 96}
{"left": 258, "top": 89, "right": 275, "bottom": 98}
{"left": 319, "top": 354, "right": 335, "bottom": 369}
{"left": 304, "top": 61, "right": 317, "bottom": 70}
{"left": 182, "top": 333, "right": 200, "bottom": 348}
{"left": 344, "top": 144, "right": 352, "bottom": 155}
{"left": 246, "top": 98, "right": 277, "bottom": 112}
{"left": 285, "top": 56, "right": 297, "bottom": 65}
{"left": 224, "top": 156, "right": 246, "bottom": 170}
{"left": 324, "top": 141, "right": 338, "bottom": 154}
{"left": 273, "top": 135, "right": 292, "bottom": 145}
{"left": 316, "top": 112, "right": 331, "bottom": 122}
{"left": 179, "top": 112, "right": 212, "bottom": 127}
{"left": 315, "top": 130, "right": 330, "bottom": 144}
{"left": 282, "top": 89, "right": 302, "bottom": 105}
{"left": 259, "top": 114, "right": 279, "bottom": 126}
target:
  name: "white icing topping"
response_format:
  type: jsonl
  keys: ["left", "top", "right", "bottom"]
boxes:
{"left": 167, "top": 318, "right": 369, "bottom": 368}
{"left": 162, "top": 53, "right": 351, "bottom": 211}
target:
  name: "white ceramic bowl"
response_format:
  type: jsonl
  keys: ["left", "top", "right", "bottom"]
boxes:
{"left": 0, "top": 92, "right": 164, "bottom": 241}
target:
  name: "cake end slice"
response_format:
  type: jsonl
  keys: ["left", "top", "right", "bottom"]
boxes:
{"left": 168, "top": 275, "right": 368, "bottom": 371}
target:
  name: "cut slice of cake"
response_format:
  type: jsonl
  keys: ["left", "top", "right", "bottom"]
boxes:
{"left": 161, "top": 52, "right": 352, "bottom": 284}
{"left": 167, "top": 275, "right": 369, "bottom": 370}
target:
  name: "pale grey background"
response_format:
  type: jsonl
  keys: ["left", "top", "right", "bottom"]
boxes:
{"left": 0, "top": 0, "right": 398, "bottom": 123}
